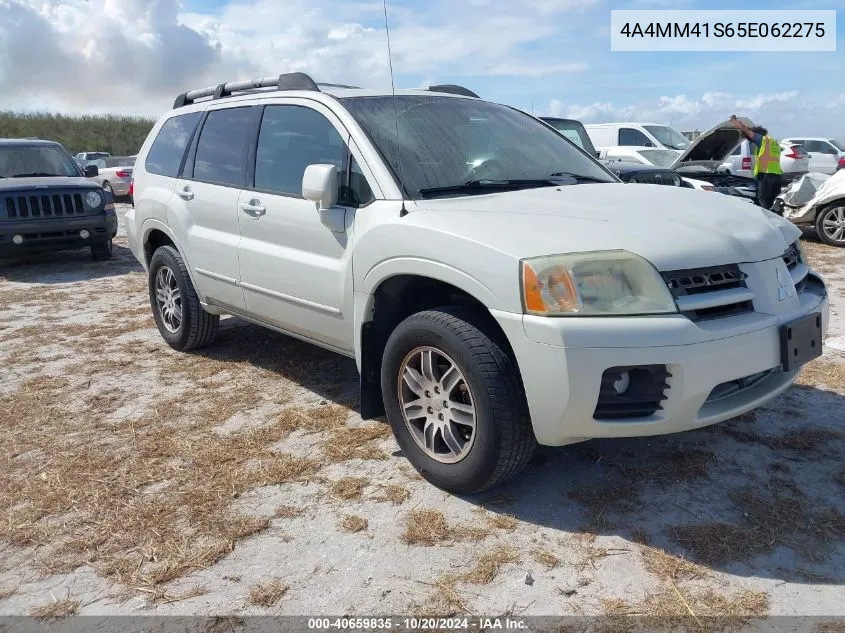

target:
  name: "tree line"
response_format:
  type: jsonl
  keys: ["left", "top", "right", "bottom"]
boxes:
{"left": 0, "top": 111, "right": 155, "bottom": 156}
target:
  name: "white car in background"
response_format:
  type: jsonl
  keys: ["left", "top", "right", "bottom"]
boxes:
{"left": 585, "top": 122, "right": 691, "bottom": 152}
{"left": 597, "top": 147, "right": 713, "bottom": 190}
{"left": 719, "top": 140, "right": 811, "bottom": 182}
{"left": 781, "top": 138, "right": 844, "bottom": 174}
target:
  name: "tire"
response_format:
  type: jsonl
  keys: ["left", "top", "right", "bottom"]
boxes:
{"left": 148, "top": 245, "right": 219, "bottom": 350}
{"left": 91, "top": 237, "right": 113, "bottom": 260}
{"left": 814, "top": 204, "right": 845, "bottom": 247}
{"left": 381, "top": 306, "right": 536, "bottom": 494}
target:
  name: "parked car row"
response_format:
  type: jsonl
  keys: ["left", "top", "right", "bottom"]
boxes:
{"left": 120, "top": 73, "right": 828, "bottom": 493}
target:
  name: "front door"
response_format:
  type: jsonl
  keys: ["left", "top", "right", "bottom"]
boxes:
{"left": 236, "top": 101, "right": 375, "bottom": 353}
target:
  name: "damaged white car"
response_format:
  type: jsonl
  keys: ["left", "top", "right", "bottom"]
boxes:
{"left": 775, "top": 170, "right": 845, "bottom": 246}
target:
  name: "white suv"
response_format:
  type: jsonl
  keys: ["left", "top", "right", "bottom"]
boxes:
{"left": 127, "top": 73, "right": 829, "bottom": 494}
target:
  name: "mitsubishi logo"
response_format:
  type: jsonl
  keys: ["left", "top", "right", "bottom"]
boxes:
{"left": 776, "top": 268, "right": 794, "bottom": 301}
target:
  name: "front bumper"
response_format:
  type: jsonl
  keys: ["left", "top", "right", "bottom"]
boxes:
{"left": 0, "top": 211, "right": 117, "bottom": 256}
{"left": 493, "top": 273, "right": 829, "bottom": 446}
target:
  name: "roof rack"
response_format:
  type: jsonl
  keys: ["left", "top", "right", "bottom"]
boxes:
{"left": 173, "top": 72, "right": 350, "bottom": 109}
{"left": 427, "top": 84, "right": 480, "bottom": 98}
{"left": 172, "top": 72, "right": 478, "bottom": 108}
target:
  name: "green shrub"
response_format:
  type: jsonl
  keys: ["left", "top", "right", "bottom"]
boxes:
{"left": 0, "top": 111, "right": 155, "bottom": 156}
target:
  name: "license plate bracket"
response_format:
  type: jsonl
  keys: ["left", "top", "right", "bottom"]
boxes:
{"left": 780, "top": 312, "right": 823, "bottom": 372}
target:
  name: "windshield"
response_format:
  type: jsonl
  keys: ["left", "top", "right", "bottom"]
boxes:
{"left": 830, "top": 139, "right": 845, "bottom": 152}
{"left": 643, "top": 125, "right": 690, "bottom": 151}
{"left": 340, "top": 96, "right": 616, "bottom": 198}
{"left": 638, "top": 149, "right": 680, "bottom": 168}
{"left": 0, "top": 145, "right": 80, "bottom": 178}
{"left": 543, "top": 119, "right": 597, "bottom": 155}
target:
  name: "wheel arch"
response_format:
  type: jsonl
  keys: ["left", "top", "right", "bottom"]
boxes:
{"left": 141, "top": 221, "right": 210, "bottom": 306}
{"left": 357, "top": 271, "right": 518, "bottom": 420}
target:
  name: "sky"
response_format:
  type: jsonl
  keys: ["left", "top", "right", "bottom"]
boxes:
{"left": 0, "top": 0, "right": 842, "bottom": 138}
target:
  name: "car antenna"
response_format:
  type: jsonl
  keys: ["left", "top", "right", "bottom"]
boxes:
{"left": 383, "top": 0, "right": 408, "bottom": 217}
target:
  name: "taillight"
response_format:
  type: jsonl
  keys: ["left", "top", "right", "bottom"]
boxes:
{"left": 128, "top": 179, "right": 134, "bottom": 196}
{"left": 784, "top": 146, "right": 801, "bottom": 159}
{"left": 838, "top": 157, "right": 845, "bottom": 169}
{"left": 116, "top": 170, "right": 131, "bottom": 178}
{"left": 741, "top": 156, "right": 752, "bottom": 170}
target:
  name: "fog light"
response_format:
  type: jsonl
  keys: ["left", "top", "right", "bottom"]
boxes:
{"left": 613, "top": 371, "right": 631, "bottom": 395}
{"left": 12, "top": 235, "right": 24, "bottom": 245}
{"left": 80, "top": 229, "right": 90, "bottom": 239}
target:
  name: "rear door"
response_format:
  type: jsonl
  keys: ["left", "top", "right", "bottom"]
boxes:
{"left": 171, "top": 104, "right": 259, "bottom": 311}
{"left": 236, "top": 100, "right": 376, "bottom": 353}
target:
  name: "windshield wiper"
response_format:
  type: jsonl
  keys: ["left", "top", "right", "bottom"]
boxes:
{"left": 548, "top": 172, "right": 611, "bottom": 183}
{"left": 10, "top": 172, "right": 64, "bottom": 178}
{"left": 418, "top": 179, "right": 559, "bottom": 198}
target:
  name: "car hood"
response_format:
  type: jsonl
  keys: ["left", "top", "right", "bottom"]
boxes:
{"left": 412, "top": 183, "right": 799, "bottom": 270}
{"left": 672, "top": 117, "right": 756, "bottom": 169}
{"left": 0, "top": 176, "right": 98, "bottom": 191}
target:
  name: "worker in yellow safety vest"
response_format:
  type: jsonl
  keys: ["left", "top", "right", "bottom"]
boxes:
{"left": 730, "top": 115, "right": 783, "bottom": 211}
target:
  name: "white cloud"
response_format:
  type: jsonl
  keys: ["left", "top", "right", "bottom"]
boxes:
{"left": 545, "top": 91, "right": 844, "bottom": 137}
{"left": 0, "top": 0, "right": 597, "bottom": 115}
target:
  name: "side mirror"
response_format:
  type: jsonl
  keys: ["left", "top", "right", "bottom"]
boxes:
{"left": 302, "top": 164, "right": 345, "bottom": 233}
{"left": 595, "top": 150, "right": 601, "bottom": 159}
{"left": 643, "top": 141, "right": 655, "bottom": 147}
{"left": 84, "top": 165, "right": 99, "bottom": 177}
{"left": 302, "top": 164, "right": 338, "bottom": 209}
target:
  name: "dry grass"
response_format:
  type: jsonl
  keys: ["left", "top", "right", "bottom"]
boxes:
{"left": 531, "top": 548, "right": 560, "bottom": 570}
{"left": 639, "top": 545, "right": 708, "bottom": 582}
{"left": 485, "top": 513, "right": 518, "bottom": 531}
{"left": 568, "top": 449, "right": 716, "bottom": 530}
{"left": 0, "top": 587, "right": 17, "bottom": 600}
{"left": 417, "top": 547, "right": 520, "bottom": 616}
{"left": 796, "top": 356, "right": 845, "bottom": 392}
{"left": 0, "top": 373, "right": 322, "bottom": 593}
{"left": 321, "top": 425, "right": 392, "bottom": 462}
{"left": 603, "top": 586, "right": 768, "bottom": 630}
{"left": 669, "top": 484, "right": 845, "bottom": 565}
{"left": 455, "top": 547, "right": 519, "bottom": 584}
{"left": 339, "top": 515, "right": 368, "bottom": 533}
{"left": 274, "top": 506, "right": 305, "bottom": 519}
{"left": 30, "top": 598, "right": 80, "bottom": 619}
{"left": 403, "top": 509, "right": 451, "bottom": 546}
{"left": 247, "top": 579, "right": 288, "bottom": 607}
{"left": 372, "top": 483, "right": 410, "bottom": 505}
{"left": 329, "top": 477, "right": 370, "bottom": 501}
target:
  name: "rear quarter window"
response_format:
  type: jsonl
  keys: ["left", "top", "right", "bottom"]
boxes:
{"left": 144, "top": 112, "right": 203, "bottom": 177}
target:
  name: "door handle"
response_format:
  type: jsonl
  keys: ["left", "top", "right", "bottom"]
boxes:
{"left": 177, "top": 186, "right": 194, "bottom": 201}
{"left": 239, "top": 200, "right": 266, "bottom": 218}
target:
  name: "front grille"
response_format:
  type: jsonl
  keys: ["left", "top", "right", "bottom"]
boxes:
{"left": 3, "top": 193, "right": 86, "bottom": 219}
{"left": 662, "top": 264, "right": 754, "bottom": 321}
{"left": 782, "top": 243, "right": 801, "bottom": 271}
{"left": 594, "top": 365, "right": 671, "bottom": 420}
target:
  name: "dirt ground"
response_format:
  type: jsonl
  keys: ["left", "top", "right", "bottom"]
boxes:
{"left": 1, "top": 204, "right": 844, "bottom": 619}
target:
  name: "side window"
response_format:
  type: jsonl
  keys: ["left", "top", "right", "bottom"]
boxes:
{"left": 193, "top": 107, "right": 254, "bottom": 187}
{"left": 804, "top": 140, "right": 824, "bottom": 153}
{"left": 255, "top": 105, "right": 345, "bottom": 197}
{"left": 618, "top": 128, "right": 651, "bottom": 146}
{"left": 145, "top": 111, "right": 202, "bottom": 177}
{"left": 344, "top": 157, "right": 375, "bottom": 207}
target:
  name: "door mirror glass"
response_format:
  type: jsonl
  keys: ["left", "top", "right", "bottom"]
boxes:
{"left": 83, "top": 164, "right": 99, "bottom": 177}
{"left": 302, "top": 164, "right": 339, "bottom": 209}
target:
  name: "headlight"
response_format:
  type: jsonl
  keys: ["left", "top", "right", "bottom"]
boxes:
{"left": 85, "top": 191, "right": 103, "bottom": 208}
{"left": 521, "top": 250, "right": 678, "bottom": 316}
{"left": 794, "top": 239, "right": 806, "bottom": 263}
